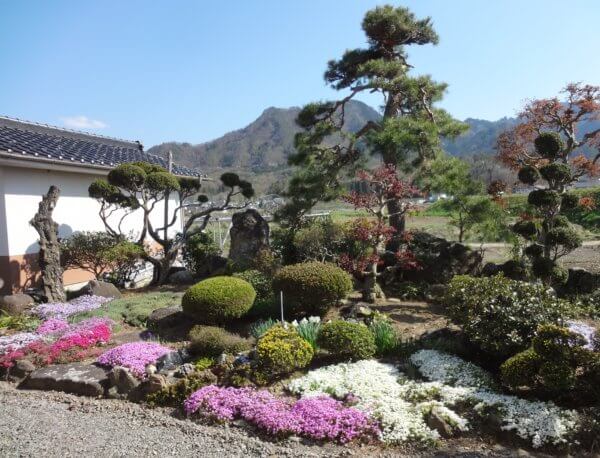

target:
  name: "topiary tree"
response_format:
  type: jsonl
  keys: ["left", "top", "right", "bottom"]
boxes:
{"left": 497, "top": 84, "right": 600, "bottom": 285}
{"left": 277, "top": 5, "right": 466, "bottom": 238}
{"left": 89, "top": 162, "right": 254, "bottom": 284}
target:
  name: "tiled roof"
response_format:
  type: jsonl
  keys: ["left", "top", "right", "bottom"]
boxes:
{"left": 0, "top": 116, "right": 201, "bottom": 177}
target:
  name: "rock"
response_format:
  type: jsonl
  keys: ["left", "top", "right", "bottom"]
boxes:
{"left": 167, "top": 270, "right": 196, "bottom": 285}
{"left": 341, "top": 303, "right": 373, "bottom": 320}
{"left": 8, "top": 359, "right": 36, "bottom": 382}
{"left": 0, "top": 294, "right": 35, "bottom": 315}
{"left": 228, "top": 209, "right": 270, "bottom": 269}
{"left": 426, "top": 406, "right": 455, "bottom": 438}
{"left": 146, "top": 305, "right": 187, "bottom": 334}
{"left": 156, "top": 351, "right": 185, "bottom": 373}
{"left": 145, "top": 364, "right": 157, "bottom": 375}
{"left": 21, "top": 363, "right": 109, "bottom": 397}
{"left": 563, "top": 268, "right": 600, "bottom": 295}
{"left": 176, "top": 363, "right": 195, "bottom": 378}
{"left": 108, "top": 366, "right": 140, "bottom": 396}
{"left": 140, "top": 374, "right": 166, "bottom": 396}
{"left": 74, "top": 280, "right": 122, "bottom": 299}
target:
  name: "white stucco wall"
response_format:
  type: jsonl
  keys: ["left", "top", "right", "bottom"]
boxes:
{"left": 0, "top": 164, "right": 182, "bottom": 257}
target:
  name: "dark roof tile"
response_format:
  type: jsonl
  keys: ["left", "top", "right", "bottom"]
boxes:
{"left": 0, "top": 116, "right": 200, "bottom": 177}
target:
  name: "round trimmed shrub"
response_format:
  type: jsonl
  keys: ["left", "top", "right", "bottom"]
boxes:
{"left": 445, "top": 275, "right": 567, "bottom": 358}
{"left": 539, "top": 163, "right": 571, "bottom": 185}
{"left": 534, "top": 132, "right": 563, "bottom": 159}
{"left": 188, "top": 325, "right": 252, "bottom": 356}
{"left": 545, "top": 226, "right": 582, "bottom": 251}
{"left": 500, "top": 348, "right": 541, "bottom": 388}
{"left": 182, "top": 276, "right": 256, "bottom": 324}
{"left": 256, "top": 325, "right": 313, "bottom": 375}
{"left": 234, "top": 269, "right": 278, "bottom": 319}
{"left": 532, "top": 257, "right": 568, "bottom": 285}
{"left": 528, "top": 189, "right": 561, "bottom": 208}
{"left": 272, "top": 262, "right": 353, "bottom": 318}
{"left": 518, "top": 165, "right": 540, "bottom": 185}
{"left": 512, "top": 220, "right": 538, "bottom": 239}
{"left": 561, "top": 193, "right": 579, "bottom": 210}
{"left": 524, "top": 243, "right": 544, "bottom": 258}
{"left": 318, "top": 320, "right": 377, "bottom": 361}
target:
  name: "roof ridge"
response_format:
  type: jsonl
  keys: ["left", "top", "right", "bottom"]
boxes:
{"left": 0, "top": 115, "right": 142, "bottom": 148}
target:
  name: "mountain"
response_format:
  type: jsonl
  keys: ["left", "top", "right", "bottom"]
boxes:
{"left": 147, "top": 100, "right": 381, "bottom": 173}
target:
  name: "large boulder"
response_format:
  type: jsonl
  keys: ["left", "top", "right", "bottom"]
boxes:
{"left": 167, "top": 269, "right": 196, "bottom": 285}
{"left": 394, "top": 232, "right": 482, "bottom": 284}
{"left": 74, "top": 280, "right": 122, "bottom": 299}
{"left": 107, "top": 366, "right": 140, "bottom": 398}
{"left": 562, "top": 268, "right": 600, "bottom": 295}
{"left": 228, "top": 209, "right": 270, "bottom": 268}
{"left": 21, "top": 363, "right": 109, "bottom": 397}
{"left": 0, "top": 294, "right": 35, "bottom": 315}
{"left": 146, "top": 306, "right": 191, "bottom": 339}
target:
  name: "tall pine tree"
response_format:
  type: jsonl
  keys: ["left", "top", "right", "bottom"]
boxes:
{"left": 279, "top": 5, "right": 466, "bottom": 237}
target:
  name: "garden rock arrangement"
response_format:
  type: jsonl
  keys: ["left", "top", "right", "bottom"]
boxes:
{"left": 22, "top": 363, "right": 109, "bottom": 397}
{"left": 0, "top": 294, "right": 35, "bottom": 315}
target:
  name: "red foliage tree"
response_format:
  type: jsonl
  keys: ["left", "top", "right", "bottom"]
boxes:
{"left": 341, "top": 165, "right": 419, "bottom": 301}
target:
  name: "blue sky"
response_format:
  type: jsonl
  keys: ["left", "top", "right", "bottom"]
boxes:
{"left": 1, "top": 1, "right": 599, "bottom": 147}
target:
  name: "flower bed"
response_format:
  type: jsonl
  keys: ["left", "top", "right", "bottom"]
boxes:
{"left": 184, "top": 385, "right": 379, "bottom": 443}
{"left": 0, "top": 318, "right": 113, "bottom": 368}
{"left": 32, "top": 295, "right": 111, "bottom": 320}
{"left": 288, "top": 352, "right": 580, "bottom": 448}
{"left": 97, "top": 342, "right": 171, "bottom": 378}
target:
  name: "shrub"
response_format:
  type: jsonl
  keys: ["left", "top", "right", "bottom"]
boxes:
{"left": 233, "top": 270, "right": 277, "bottom": 319}
{"left": 540, "top": 163, "right": 572, "bottom": 186}
{"left": 518, "top": 165, "right": 540, "bottom": 185}
{"left": 256, "top": 325, "right": 313, "bottom": 376}
{"left": 188, "top": 325, "right": 252, "bottom": 357}
{"left": 531, "top": 257, "right": 568, "bottom": 286}
{"left": 528, "top": 189, "right": 561, "bottom": 208}
{"left": 445, "top": 275, "right": 567, "bottom": 358}
{"left": 501, "top": 324, "right": 599, "bottom": 398}
{"left": 512, "top": 220, "right": 538, "bottom": 239}
{"left": 318, "top": 320, "right": 376, "bottom": 361}
{"left": 182, "top": 276, "right": 256, "bottom": 324}
{"left": 272, "top": 262, "right": 353, "bottom": 318}
{"left": 183, "top": 232, "right": 221, "bottom": 276}
{"left": 292, "top": 219, "right": 348, "bottom": 263}
{"left": 561, "top": 193, "right": 579, "bottom": 210}
{"left": 534, "top": 132, "right": 563, "bottom": 159}
{"left": 545, "top": 226, "right": 582, "bottom": 251}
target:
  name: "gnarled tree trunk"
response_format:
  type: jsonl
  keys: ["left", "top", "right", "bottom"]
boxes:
{"left": 30, "top": 186, "right": 65, "bottom": 302}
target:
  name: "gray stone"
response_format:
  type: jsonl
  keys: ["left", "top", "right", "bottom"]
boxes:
{"left": 21, "top": 363, "right": 109, "bottom": 397}
{"left": 228, "top": 209, "right": 270, "bottom": 268}
{"left": 75, "top": 280, "right": 122, "bottom": 299}
{"left": 8, "top": 359, "right": 36, "bottom": 382}
{"left": 426, "top": 406, "right": 455, "bottom": 438}
{"left": 176, "top": 363, "right": 195, "bottom": 378}
{"left": 156, "top": 351, "right": 184, "bottom": 373}
{"left": 168, "top": 270, "right": 196, "bottom": 285}
{"left": 108, "top": 366, "right": 140, "bottom": 395}
{"left": 146, "top": 305, "right": 187, "bottom": 333}
{"left": 0, "top": 294, "right": 35, "bottom": 315}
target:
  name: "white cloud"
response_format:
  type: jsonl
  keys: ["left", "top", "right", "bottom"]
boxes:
{"left": 60, "top": 115, "right": 108, "bottom": 130}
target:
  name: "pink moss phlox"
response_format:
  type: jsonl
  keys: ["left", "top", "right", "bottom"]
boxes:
{"left": 96, "top": 342, "right": 171, "bottom": 378}
{"left": 36, "top": 318, "right": 70, "bottom": 335}
{"left": 33, "top": 295, "right": 111, "bottom": 319}
{"left": 184, "top": 386, "right": 379, "bottom": 443}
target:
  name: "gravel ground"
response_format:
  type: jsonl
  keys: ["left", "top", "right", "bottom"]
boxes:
{"left": 0, "top": 383, "right": 348, "bottom": 458}
{"left": 0, "top": 383, "right": 553, "bottom": 458}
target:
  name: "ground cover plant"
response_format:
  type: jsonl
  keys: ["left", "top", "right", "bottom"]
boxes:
{"left": 33, "top": 295, "right": 111, "bottom": 320}
{"left": 70, "top": 292, "right": 182, "bottom": 329}
{"left": 97, "top": 341, "right": 171, "bottom": 378}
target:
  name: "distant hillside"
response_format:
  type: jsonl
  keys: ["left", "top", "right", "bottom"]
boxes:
{"left": 147, "top": 100, "right": 381, "bottom": 172}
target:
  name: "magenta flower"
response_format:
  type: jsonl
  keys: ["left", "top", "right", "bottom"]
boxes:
{"left": 97, "top": 342, "right": 171, "bottom": 378}
{"left": 36, "top": 318, "right": 70, "bottom": 335}
{"left": 184, "top": 385, "right": 379, "bottom": 443}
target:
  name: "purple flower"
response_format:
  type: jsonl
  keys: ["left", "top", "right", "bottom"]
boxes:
{"left": 184, "top": 385, "right": 380, "bottom": 443}
{"left": 36, "top": 318, "right": 70, "bottom": 335}
{"left": 32, "top": 295, "right": 111, "bottom": 319}
{"left": 97, "top": 342, "right": 171, "bottom": 378}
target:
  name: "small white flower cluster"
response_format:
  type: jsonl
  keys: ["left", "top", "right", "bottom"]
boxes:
{"left": 410, "top": 349, "right": 496, "bottom": 389}
{"left": 289, "top": 351, "right": 580, "bottom": 448}
{"left": 410, "top": 350, "right": 580, "bottom": 448}
{"left": 290, "top": 316, "right": 321, "bottom": 327}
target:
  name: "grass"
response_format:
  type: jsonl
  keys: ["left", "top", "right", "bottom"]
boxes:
{"left": 70, "top": 291, "right": 184, "bottom": 331}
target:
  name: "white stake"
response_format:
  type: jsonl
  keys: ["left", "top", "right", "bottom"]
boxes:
{"left": 280, "top": 290, "right": 284, "bottom": 324}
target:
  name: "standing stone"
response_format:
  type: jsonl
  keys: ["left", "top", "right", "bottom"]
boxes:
{"left": 29, "top": 186, "right": 65, "bottom": 302}
{"left": 228, "top": 209, "right": 270, "bottom": 268}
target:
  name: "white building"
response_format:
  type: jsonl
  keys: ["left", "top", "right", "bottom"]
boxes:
{"left": 0, "top": 116, "right": 199, "bottom": 295}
